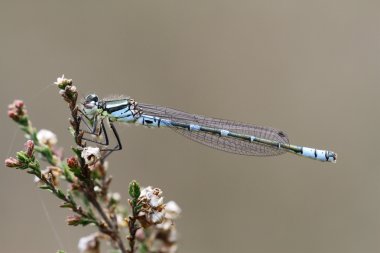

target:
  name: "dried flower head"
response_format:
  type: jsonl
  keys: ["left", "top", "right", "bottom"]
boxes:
{"left": 35, "top": 166, "right": 62, "bottom": 187}
{"left": 37, "top": 129, "right": 57, "bottom": 147}
{"left": 81, "top": 147, "right": 101, "bottom": 166}
{"left": 155, "top": 202, "right": 181, "bottom": 230}
{"left": 155, "top": 202, "right": 181, "bottom": 239}
{"left": 137, "top": 186, "right": 166, "bottom": 226}
{"left": 148, "top": 231, "right": 178, "bottom": 253}
{"left": 141, "top": 186, "right": 164, "bottom": 208}
{"left": 147, "top": 200, "right": 181, "bottom": 253}
{"left": 78, "top": 233, "right": 100, "bottom": 253}
{"left": 161, "top": 244, "right": 178, "bottom": 253}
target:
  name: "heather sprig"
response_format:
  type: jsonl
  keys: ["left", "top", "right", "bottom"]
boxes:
{"left": 5, "top": 75, "right": 181, "bottom": 253}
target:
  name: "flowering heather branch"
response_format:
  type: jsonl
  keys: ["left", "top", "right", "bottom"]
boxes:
{"left": 5, "top": 75, "right": 181, "bottom": 253}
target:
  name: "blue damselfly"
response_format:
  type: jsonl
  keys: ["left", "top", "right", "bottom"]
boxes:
{"left": 80, "top": 94, "right": 337, "bottom": 163}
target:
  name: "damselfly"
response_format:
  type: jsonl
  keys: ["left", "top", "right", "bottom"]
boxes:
{"left": 80, "top": 94, "right": 337, "bottom": 163}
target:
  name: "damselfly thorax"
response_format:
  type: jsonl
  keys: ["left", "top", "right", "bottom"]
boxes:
{"left": 81, "top": 94, "right": 337, "bottom": 163}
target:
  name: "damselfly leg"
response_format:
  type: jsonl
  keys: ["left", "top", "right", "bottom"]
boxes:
{"left": 78, "top": 113, "right": 109, "bottom": 146}
{"left": 78, "top": 110, "right": 122, "bottom": 159}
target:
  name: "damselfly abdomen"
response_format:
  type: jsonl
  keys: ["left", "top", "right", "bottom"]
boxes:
{"left": 81, "top": 94, "right": 337, "bottom": 163}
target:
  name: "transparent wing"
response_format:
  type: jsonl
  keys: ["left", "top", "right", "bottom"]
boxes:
{"left": 138, "top": 103, "right": 289, "bottom": 156}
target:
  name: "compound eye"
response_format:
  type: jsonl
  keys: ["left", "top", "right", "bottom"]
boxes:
{"left": 85, "top": 94, "right": 98, "bottom": 103}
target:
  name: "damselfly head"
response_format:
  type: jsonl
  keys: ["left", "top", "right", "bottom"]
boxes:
{"left": 83, "top": 94, "right": 99, "bottom": 115}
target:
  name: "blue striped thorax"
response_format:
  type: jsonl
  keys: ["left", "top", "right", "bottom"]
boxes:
{"left": 103, "top": 98, "right": 142, "bottom": 123}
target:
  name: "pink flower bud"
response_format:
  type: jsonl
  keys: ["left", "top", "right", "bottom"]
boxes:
{"left": 14, "top": 100, "right": 24, "bottom": 109}
{"left": 7, "top": 111, "right": 18, "bottom": 120}
{"left": 5, "top": 157, "right": 21, "bottom": 168}
{"left": 8, "top": 100, "right": 27, "bottom": 122}
{"left": 24, "top": 140, "right": 34, "bottom": 158}
{"left": 135, "top": 228, "right": 146, "bottom": 241}
{"left": 67, "top": 156, "right": 79, "bottom": 168}
{"left": 67, "top": 215, "right": 82, "bottom": 226}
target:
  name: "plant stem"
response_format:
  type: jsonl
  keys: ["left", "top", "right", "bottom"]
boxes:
{"left": 128, "top": 204, "right": 139, "bottom": 253}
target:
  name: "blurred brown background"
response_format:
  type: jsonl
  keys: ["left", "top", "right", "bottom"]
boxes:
{"left": 1, "top": 1, "right": 379, "bottom": 252}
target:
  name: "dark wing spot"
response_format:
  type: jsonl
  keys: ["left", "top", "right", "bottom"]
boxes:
{"left": 278, "top": 131, "right": 286, "bottom": 137}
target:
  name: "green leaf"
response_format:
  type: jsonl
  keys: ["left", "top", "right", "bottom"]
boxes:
{"left": 67, "top": 192, "right": 75, "bottom": 202}
{"left": 71, "top": 147, "right": 82, "bottom": 158}
{"left": 78, "top": 217, "right": 97, "bottom": 226}
{"left": 129, "top": 180, "right": 141, "bottom": 200}
{"left": 34, "top": 145, "right": 54, "bottom": 164}
{"left": 55, "top": 189, "right": 66, "bottom": 201}
{"left": 28, "top": 160, "right": 40, "bottom": 173}
{"left": 60, "top": 202, "right": 73, "bottom": 209}
{"left": 65, "top": 192, "right": 77, "bottom": 209}
{"left": 87, "top": 208, "right": 96, "bottom": 220}
{"left": 68, "top": 126, "right": 75, "bottom": 137}
{"left": 66, "top": 162, "right": 82, "bottom": 178}
{"left": 62, "top": 163, "right": 75, "bottom": 183}
{"left": 91, "top": 169, "right": 102, "bottom": 180}
{"left": 139, "top": 243, "right": 149, "bottom": 253}
{"left": 43, "top": 148, "right": 54, "bottom": 164}
{"left": 16, "top": 151, "right": 29, "bottom": 163}
{"left": 18, "top": 116, "right": 29, "bottom": 127}
{"left": 82, "top": 194, "right": 90, "bottom": 207}
{"left": 135, "top": 203, "right": 143, "bottom": 213}
{"left": 56, "top": 250, "right": 65, "bottom": 253}
{"left": 30, "top": 131, "right": 38, "bottom": 144}
{"left": 39, "top": 184, "right": 52, "bottom": 190}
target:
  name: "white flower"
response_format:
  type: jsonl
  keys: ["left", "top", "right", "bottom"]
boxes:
{"left": 34, "top": 176, "right": 41, "bottom": 184}
{"left": 107, "top": 191, "right": 121, "bottom": 202}
{"left": 37, "top": 129, "right": 57, "bottom": 147}
{"left": 69, "top": 85, "right": 77, "bottom": 92}
{"left": 116, "top": 214, "right": 127, "bottom": 227}
{"left": 78, "top": 233, "right": 99, "bottom": 253}
{"left": 54, "top": 74, "right": 65, "bottom": 85}
{"left": 93, "top": 186, "right": 101, "bottom": 192}
{"left": 111, "top": 192, "right": 121, "bottom": 202}
{"left": 164, "top": 201, "right": 181, "bottom": 220}
{"left": 81, "top": 147, "right": 101, "bottom": 165}
{"left": 54, "top": 74, "right": 72, "bottom": 87}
